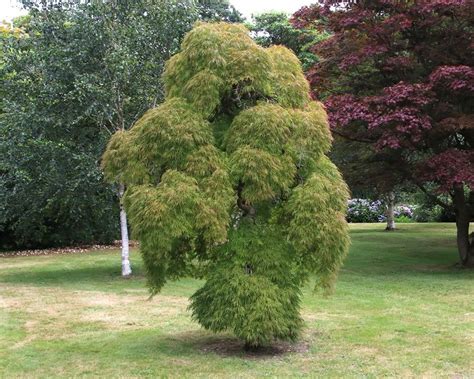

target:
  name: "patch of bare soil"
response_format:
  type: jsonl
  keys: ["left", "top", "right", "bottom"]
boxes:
{"left": 200, "top": 336, "right": 310, "bottom": 359}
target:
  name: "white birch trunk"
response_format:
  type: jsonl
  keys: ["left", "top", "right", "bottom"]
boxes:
{"left": 385, "top": 192, "right": 396, "bottom": 231}
{"left": 119, "top": 184, "right": 132, "bottom": 277}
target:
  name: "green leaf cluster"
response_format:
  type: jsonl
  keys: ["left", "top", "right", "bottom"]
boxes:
{"left": 0, "top": 0, "right": 198, "bottom": 248}
{"left": 190, "top": 222, "right": 302, "bottom": 347}
{"left": 102, "top": 22, "right": 350, "bottom": 347}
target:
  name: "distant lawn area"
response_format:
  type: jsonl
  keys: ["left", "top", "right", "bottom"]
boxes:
{"left": 0, "top": 223, "right": 473, "bottom": 377}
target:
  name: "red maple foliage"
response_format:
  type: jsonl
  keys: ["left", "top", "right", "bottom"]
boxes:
{"left": 292, "top": 0, "right": 474, "bottom": 265}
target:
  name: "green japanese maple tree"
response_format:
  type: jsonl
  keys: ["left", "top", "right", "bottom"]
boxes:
{"left": 102, "top": 22, "right": 350, "bottom": 348}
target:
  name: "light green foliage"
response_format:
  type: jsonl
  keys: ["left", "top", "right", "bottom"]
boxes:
{"left": 163, "top": 23, "right": 273, "bottom": 110}
{"left": 191, "top": 222, "right": 303, "bottom": 347}
{"left": 267, "top": 46, "right": 311, "bottom": 107}
{"left": 289, "top": 102, "right": 333, "bottom": 162}
{"left": 226, "top": 103, "right": 292, "bottom": 153}
{"left": 102, "top": 22, "right": 350, "bottom": 347}
{"left": 284, "top": 157, "right": 350, "bottom": 293}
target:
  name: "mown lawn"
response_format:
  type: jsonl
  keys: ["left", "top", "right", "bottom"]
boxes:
{"left": 0, "top": 223, "right": 473, "bottom": 378}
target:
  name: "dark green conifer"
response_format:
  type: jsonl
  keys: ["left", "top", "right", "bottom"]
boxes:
{"left": 102, "top": 22, "right": 350, "bottom": 348}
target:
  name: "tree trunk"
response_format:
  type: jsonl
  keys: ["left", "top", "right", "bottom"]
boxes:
{"left": 119, "top": 184, "right": 132, "bottom": 277}
{"left": 453, "top": 185, "right": 474, "bottom": 267}
{"left": 385, "top": 192, "right": 396, "bottom": 231}
{"left": 456, "top": 216, "right": 474, "bottom": 267}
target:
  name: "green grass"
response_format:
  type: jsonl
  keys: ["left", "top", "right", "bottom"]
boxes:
{"left": 0, "top": 223, "right": 473, "bottom": 378}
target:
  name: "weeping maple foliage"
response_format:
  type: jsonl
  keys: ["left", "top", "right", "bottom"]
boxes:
{"left": 102, "top": 22, "right": 350, "bottom": 347}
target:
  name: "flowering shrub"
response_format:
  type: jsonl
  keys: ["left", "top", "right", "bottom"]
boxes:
{"left": 347, "top": 199, "right": 416, "bottom": 223}
{"left": 347, "top": 199, "right": 384, "bottom": 223}
{"left": 394, "top": 205, "right": 414, "bottom": 218}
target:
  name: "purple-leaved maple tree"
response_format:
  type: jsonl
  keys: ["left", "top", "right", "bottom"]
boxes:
{"left": 292, "top": 0, "right": 474, "bottom": 266}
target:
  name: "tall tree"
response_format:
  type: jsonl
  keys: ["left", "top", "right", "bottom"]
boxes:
{"left": 1, "top": 0, "right": 197, "bottom": 271}
{"left": 293, "top": 1, "right": 474, "bottom": 264}
{"left": 102, "top": 22, "right": 350, "bottom": 348}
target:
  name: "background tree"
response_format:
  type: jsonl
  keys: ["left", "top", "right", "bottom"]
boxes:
{"left": 248, "top": 11, "right": 327, "bottom": 70}
{"left": 1, "top": 0, "right": 197, "bottom": 273}
{"left": 330, "top": 137, "right": 404, "bottom": 230}
{"left": 197, "top": 0, "right": 244, "bottom": 22}
{"left": 292, "top": 1, "right": 474, "bottom": 264}
{"left": 102, "top": 22, "right": 350, "bottom": 348}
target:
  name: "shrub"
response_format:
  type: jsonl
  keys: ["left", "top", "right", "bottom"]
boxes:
{"left": 413, "top": 204, "right": 455, "bottom": 222}
{"left": 394, "top": 205, "right": 414, "bottom": 219}
{"left": 394, "top": 215, "right": 412, "bottom": 223}
{"left": 347, "top": 199, "right": 416, "bottom": 223}
{"left": 347, "top": 199, "right": 384, "bottom": 223}
{"left": 102, "top": 22, "right": 350, "bottom": 348}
